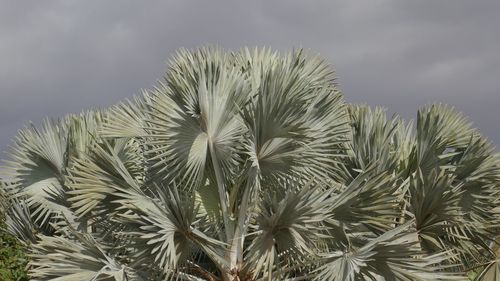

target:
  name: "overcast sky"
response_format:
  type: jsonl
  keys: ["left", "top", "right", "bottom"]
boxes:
{"left": 1, "top": 0, "right": 499, "bottom": 158}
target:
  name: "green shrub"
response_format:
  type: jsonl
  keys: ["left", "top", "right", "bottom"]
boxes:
{"left": 0, "top": 219, "right": 28, "bottom": 281}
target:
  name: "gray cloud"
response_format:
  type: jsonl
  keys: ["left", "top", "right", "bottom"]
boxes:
{"left": 1, "top": 0, "right": 499, "bottom": 158}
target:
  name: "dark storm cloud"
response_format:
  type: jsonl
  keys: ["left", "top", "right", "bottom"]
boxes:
{"left": 1, "top": 0, "right": 499, "bottom": 158}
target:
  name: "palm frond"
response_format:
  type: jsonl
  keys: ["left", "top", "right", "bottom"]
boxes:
{"left": 67, "top": 139, "right": 143, "bottom": 218}
{"left": 329, "top": 168, "right": 403, "bottom": 233}
{"left": 100, "top": 94, "right": 151, "bottom": 138}
{"left": 339, "top": 105, "right": 411, "bottom": 182}
{"left": 244, "top": 182, "right": 331, "bottom": 280}
{"left": 66, "top": 111, "right": 104, "bottom": 163}
{"left": 412, "top": 104, "right": 476, "bottom": 174}
{"left": 3, "top": 197, "right": 39, "bottom": 243}
{"left": 239, "top": 49, "right": 350, "bottom": 184}
{"left": 144, "top": 47, "right": 249, "bottom": 189}
{"left": 314, "top": 223, "right": 464, "bottom": 281}
{"left": 118, "top": 186, "right": 228, "bottom": 276}
{"left": 452, "top": 137, "right": 499, "bottom": 232}
{"left": 407, "top": 170, "right": 467, "bottom": 258}
{"left": 2, "top": 119, "right": 74, "bottom": 231}
{"left": 29, "top": 228, "right": 143, "bottom": 281}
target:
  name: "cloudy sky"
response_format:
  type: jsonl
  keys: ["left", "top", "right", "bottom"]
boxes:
{"left": 1, "top": 0, "right": 499, "bottom": 158}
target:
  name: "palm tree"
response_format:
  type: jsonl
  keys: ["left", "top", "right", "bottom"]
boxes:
{"left": 1, "top": 47, "right": 498, "bottom": 281}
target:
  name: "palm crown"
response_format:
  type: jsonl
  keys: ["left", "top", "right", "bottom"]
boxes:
{"left": 1, "top": 47, "right": 499, "bottom": 281}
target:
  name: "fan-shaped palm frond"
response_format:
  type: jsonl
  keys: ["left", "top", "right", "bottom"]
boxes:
{"left": 403, "top": 105, "right": 500, "bottom": 270}
{"left": 101, "top": 94, "right": 151, "bottom": 139}
{"left": 452, "top": 137, "right": 499, "bottom": 231}
{"left": 118, "top": 186, "right": 228, "bottom": 276}
{"left": 315, "top": 223, "right": 462, "bottom": 281}
{"left": 67, "top": 139, "right": 144, "bottom": 218}
{"left": 407, "top": 169, "right": 463, "bottom": 252}
{"left": 239, "top": 49, "right": 349, "bottom": 184}
{"left": 340, "top": 105, "right": 411, "bottom": 182}
{"left": 328, "top": 168, "right": 403, "bottom": 234}
{"left": 144, "top": 47, "right": 249, "bottom": 189}
{"left": 67, "top": 139, "right": 227, "bottom": 277}
{"left": 1, "top": 112, "right": 105, "bottom": 236}
{"left": 29, "top": 227, "right": 143, "bottom": 281}
{"left": 2, "top": 119, "right": 73, "bottom": 233}
{"left": 244, "top": 182, "right": 332, "bottom": 279}
{"left": 3, "top": 197, "right": 39, "bottom": 244}
{"left": 412, "top": 104, "right": 477, "bottom": 174}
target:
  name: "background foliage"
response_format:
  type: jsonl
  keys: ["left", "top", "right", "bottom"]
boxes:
{"left": 0, "top": 190, "right": 29, "bottom": 281}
